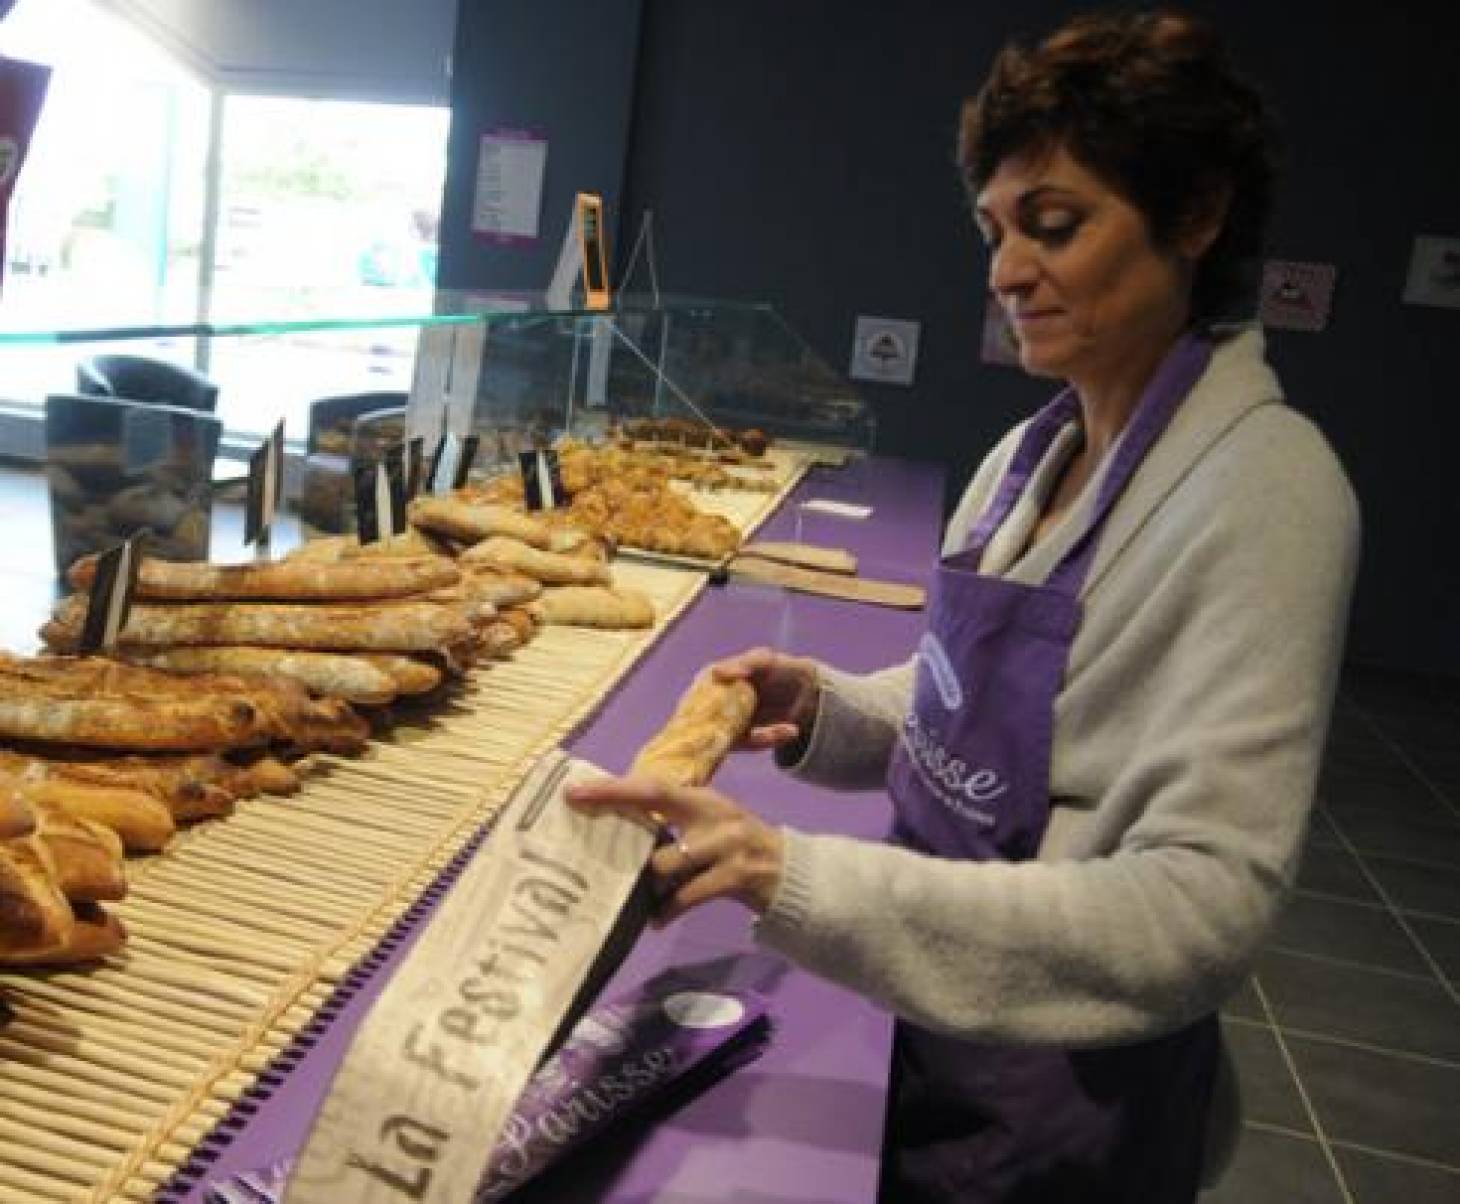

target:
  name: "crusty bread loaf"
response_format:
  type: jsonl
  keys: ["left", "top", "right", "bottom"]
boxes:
{"left": 532, "top": 586, "right": 655, "bottom": 630}
{"left": 286, "top": 530, "right": 452, "bottom": 562}
{"left": 117, "top": 646, "right": 401, "bottom": 706}
{"left": 0, "top": 783, "right": 35, "bottom": 839}
{"left": 0, "top": 836, "right": 74, "bottom": 952}
{"left": 357, "top": 655, "right": 445, "bottom": 697}
{"left": 631, "top": 678, "right": 756, "bottom": 788}
{"left": 68, "top": 554, "right": 459, "bottom": 602}
{"left": 0, "top": 691, "right": 265, "bottom": 753}
{"left": 460, "top": 537, "right": 612, "bottom": 586}
{"left": 32, "top": 804, "right": 126, "bottom": 902}
{"left": 461, "top": 569, "right": 543, "bottom": 607}
{"left": 408, "top": 497, "right": 553, "bottom": 548}
{"left": 2, "top": 774, "right": 176, "bottom": 852}
{"left": 42, "top": 596, "right": 474, "bottom": 655}
{"left": 0, "top": 900, "right": 125, "bottom": 965}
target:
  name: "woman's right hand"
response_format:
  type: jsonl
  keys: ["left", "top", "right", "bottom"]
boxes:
{"left": 709, "top": 646, "right": 820, "bottom": 753}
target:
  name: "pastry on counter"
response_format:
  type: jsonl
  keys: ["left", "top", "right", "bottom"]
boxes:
{"left": 531, "top": 586, "right": 655, "bottom": 630}
{"left": 461, "top": 537, "right": 614, "bottom": 586}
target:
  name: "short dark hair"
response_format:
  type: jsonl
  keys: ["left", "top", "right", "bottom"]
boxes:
{"left": 958, "top": 10, "right": 1276, "bottom": 322}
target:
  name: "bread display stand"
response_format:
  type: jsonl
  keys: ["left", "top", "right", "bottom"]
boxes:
{"left": 285, "top": 751, "right": 655, "bottom": 1204}
{"left": 0, "top": 559, "right": 704, "bottom": 1204}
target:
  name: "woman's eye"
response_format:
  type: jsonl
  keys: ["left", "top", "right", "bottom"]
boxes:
{"left": 1033, "top": 218, "right": 1080, "bottom": 246}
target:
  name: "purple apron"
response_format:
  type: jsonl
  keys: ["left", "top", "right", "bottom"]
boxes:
{"left": 882, "top": 334, "right": 1220, "bottom": 1203}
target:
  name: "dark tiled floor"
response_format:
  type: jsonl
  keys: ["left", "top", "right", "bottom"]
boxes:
{"left": 1207, "top": 671, "right": 1460, "bottom": 1201}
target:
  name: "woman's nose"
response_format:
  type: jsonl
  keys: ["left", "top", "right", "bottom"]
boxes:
{"left": 989, "top": 236, "right": 1039, "bottom": 297}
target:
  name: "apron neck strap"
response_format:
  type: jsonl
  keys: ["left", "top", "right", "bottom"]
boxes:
{"left": 961, "top": 387, "right": 1082, "bottom": 561}
{"left": 1045, "top": 332, "right": 1214, "bottom": 595}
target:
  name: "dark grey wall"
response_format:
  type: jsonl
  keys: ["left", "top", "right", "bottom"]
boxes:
{"left": 441, "top": 0, "right": 1460, "bottom": 677}
{"left": 438, "top": 0, "right": 643, "bottom": 290}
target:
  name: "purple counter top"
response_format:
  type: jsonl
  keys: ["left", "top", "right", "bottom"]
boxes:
{"left": 167, "top": 455, "right": 945, "bottom": 1204}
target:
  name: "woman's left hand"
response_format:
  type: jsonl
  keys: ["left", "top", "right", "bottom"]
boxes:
{"left": 565, "top": 776, "right": 785, "bottom": 925}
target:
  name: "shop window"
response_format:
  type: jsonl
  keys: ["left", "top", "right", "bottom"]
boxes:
{"left": 0, "top": 1, "right": 450, "bottom": 445}
{"left": 206, "top": 95, "right": 448, "bottom": 439}
{"left": 0, "top": 0, "right": 209, "bottom": 407}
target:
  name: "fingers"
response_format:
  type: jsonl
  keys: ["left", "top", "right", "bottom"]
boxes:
{"left": 654, "top": 861, "right": 746, "bottom": 926}
{"left": 709, "top": 645, "right": 779, "bottom": 684}
{"left": 642, "top": 815, "right": 785, "bottom": 925}
{"left": 565, "top": 775, "right": 715, "bottom": 828}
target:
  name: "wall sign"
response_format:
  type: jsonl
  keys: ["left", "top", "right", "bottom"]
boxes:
{"left": 1402, "top": 235, "right": 1460, "bottom": 310}
{"left": 1259, "top": 260, "right": 1337, "bottom": 332}
{"left": 0, "top": 57, "right": 50, "bottom": 295}
{"left": 471, "top": 127, "right": 548, "bottom": 245}
{"left": 849, "top": 315, "right": 920, "bottom": 386}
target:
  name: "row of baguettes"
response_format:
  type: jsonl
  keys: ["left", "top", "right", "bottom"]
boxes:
{"left": 2, "top": 543, "right": 555, "bottom": 969}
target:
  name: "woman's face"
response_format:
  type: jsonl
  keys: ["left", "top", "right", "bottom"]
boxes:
{"left": 974, "top": 144, "right": 1198, "bottom": 384}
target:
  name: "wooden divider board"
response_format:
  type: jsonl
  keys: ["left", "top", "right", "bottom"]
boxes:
{"left": 726, "top": 556, "right": 926, "bottom": 610}
{"left": 285, "top": 751, "right": 651, "bottom": 1204}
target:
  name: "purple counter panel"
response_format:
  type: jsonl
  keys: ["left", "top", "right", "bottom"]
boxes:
{"left": 165, "top": 456, "right": 945, "bottom": 1204}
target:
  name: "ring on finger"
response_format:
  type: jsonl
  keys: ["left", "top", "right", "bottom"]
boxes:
{"left": 675, "top": 833, "right": 701, "bottom": 874}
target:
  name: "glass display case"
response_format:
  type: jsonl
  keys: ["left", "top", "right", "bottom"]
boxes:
{"left": 0, "top": 291, "right": 875, "bottom": 552}
{"left": 400, "top": 293, "right": 876, "bottom": 472}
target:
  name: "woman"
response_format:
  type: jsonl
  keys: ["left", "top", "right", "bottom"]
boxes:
{"left": 570, "top": 11, "right": 1359, "bottom": 1202}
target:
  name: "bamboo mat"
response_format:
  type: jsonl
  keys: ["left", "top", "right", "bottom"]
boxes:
{"left": 0, "top": 460, "right": 808, "bottom": 1204}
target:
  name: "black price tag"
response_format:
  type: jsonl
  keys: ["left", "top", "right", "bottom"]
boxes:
{"left": 456, "top": 434, "right": 480, "bottom": 489}
{"left": 405, "top": 436, "right": 426, "bottom": 500}
{"left": 244, "top": 419, "right": 286, "bottom": 547}
{"left": 79, "top": 531, "right": 147, "bottom": 654}
{"left": 354, "top": 453, "right": 408, "bottom": 545}
{"left": 519, "top": 448, "right": 565, "bottom": 511}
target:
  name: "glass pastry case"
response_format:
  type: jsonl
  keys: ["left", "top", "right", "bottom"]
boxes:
{"left": 0, "top": 290, "right": 875, "bottom": 544}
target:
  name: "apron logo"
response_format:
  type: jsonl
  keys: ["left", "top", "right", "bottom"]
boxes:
{"left": 900, "top": 712, "right": 1010, "bottom": 821}
{"left": 917, "top": 632, "right": 964, "bottom": 711}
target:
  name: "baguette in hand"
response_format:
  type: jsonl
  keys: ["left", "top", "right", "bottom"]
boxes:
{"left": 631, "top": 677, "right": 756, "bottom": 788}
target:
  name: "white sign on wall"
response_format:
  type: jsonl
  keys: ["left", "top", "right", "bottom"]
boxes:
{"left": 850, "top": 315, "right": 920, "bottom": 386}
{"left": 1403, "top": 235, "right": 1460, "bottom": 310}
{"left": 471, "top": 127, "right": 548, "bottom": 244}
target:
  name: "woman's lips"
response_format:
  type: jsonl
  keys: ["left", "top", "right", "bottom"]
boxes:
{"left": 1013, "top": 309, "right": 1064, "bottom": 329}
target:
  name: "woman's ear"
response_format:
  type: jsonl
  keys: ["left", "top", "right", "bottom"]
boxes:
{"left": 1179, "top": 182, "right": 1233, "bottom": 261}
